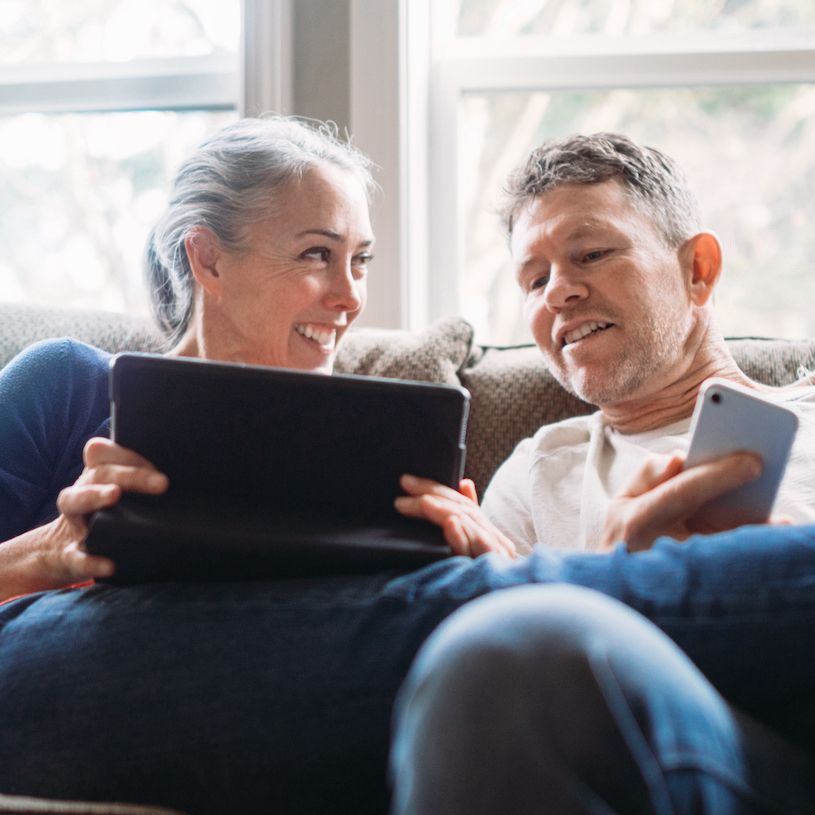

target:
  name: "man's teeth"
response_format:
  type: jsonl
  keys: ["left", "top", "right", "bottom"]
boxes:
{"left": 295, "top": 324, "right": 335, "bottom": 345}
{"left": 563, "top": 321, "right": 610, "bottom": 346}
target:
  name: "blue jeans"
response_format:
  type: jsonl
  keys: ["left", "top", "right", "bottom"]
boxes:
{"left": 1, "top": 525, "right": 815, "bottom": 814}
{"left": 390, "top": 585, "right": 815, "bottom": 814}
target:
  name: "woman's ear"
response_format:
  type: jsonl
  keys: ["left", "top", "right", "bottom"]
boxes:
{"left": 185, "top": 228, "right": 223, "bottom": 297}
{"left": 681, "top": 232, "right": 722, "bottom": 306}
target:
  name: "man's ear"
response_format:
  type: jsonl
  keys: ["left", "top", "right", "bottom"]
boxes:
{"left": 681, "top": 232, "right": 722, "bottom": 306}
{"left": 185, "top": 228, "right": 223, "bottom": 297}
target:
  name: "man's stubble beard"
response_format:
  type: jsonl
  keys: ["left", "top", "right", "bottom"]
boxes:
{"left": 545, "top": 302, "right": 692, "bottom": 407}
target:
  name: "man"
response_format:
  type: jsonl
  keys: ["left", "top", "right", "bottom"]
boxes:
{"left": 396, "top": 133, "right": 815, "bottom": 557}
{"left": 389, "top": 134, "right": 815, "bottom": 813}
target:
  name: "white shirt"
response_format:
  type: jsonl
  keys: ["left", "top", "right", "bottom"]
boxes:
{"left": 481, "top": 381, "right": 815, "bottom": 555}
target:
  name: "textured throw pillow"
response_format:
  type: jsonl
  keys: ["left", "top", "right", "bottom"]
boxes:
{"left": 0, "top": 303, "right": 165, "bottom": 368}
{"left": 459, "top": 345, "right": 594, "bottom": 497}
{"left": 334, "top": 317, "right": 473, "bottom": 386}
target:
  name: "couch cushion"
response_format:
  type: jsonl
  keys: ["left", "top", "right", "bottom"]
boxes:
{"left": 728, "top": 338, "right": 815, "bottom": 386}
{"left": 334, "top": 317, "right": 473, "bottom": 386}
{"left": 458, "top": 345, "right": 594, "bottom": 498}
{"left": 0, "top": 304, "right": 166, "bottom": 369}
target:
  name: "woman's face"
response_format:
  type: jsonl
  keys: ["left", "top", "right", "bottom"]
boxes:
{"left": 192, "top": 162, "right": 374, "bottom": 373}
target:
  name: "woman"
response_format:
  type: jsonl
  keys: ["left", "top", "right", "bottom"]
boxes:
{"left": 0, "top": 115, "right": 375, "bottom": 602}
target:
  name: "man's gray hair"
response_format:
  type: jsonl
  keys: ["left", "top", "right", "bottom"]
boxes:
{"left": 501, "top": 133, "right": 702, "bottom": 248}
{"left": 145, "top": 115, "right": 375, "bottom": 341}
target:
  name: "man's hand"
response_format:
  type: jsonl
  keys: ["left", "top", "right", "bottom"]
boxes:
{"left": 47, "top": 438, "right": 169, "bottom": 584}
{"left": 395, "top": 474, "right": 517, "bottom": 559}
{"left": 602, "top": 450, "right": 763, "bottom": 552}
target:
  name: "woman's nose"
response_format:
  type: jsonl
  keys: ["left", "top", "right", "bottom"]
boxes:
{"left": 328, "top": 263, "right": 364, "bottom": 312}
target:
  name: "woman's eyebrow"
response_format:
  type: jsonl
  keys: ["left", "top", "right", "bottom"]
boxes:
{"left": 296, "top": 229, "right": 374, "bottom": 248}
{"left": 297, "top": 228, "right": 343, "bottom": 240}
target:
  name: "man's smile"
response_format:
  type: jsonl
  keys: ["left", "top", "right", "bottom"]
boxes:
{"left": 560, "top": 321, "right": 613, "bottom": 348}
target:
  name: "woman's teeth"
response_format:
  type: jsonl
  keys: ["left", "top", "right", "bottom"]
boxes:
{"left": 564, "top": 321, "right": 610, "bottom": 346}
{"left": 295, "top": 324, "right": 335, "bottom": 346}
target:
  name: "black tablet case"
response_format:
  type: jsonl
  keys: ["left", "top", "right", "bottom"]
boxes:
{"left": 85, "top": 353, "right": 470, "bottom": 584}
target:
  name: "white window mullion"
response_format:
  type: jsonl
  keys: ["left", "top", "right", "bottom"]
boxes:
{"left": 241, "top": 0, "right": 292, "bottom": 117}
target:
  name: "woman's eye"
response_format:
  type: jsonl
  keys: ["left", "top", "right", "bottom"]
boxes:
{"left": 303, "top": 248, "right": 330, "bottom": 262}
{"left": 354, "top": 252, "right": 373, "bottom": 266}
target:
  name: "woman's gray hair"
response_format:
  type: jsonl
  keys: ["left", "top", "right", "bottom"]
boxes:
{"left": 500, "top": 133, "right": 702, "bottom": 248}
{"left": 145, "top": 115, "right": 375, "bottom": 340}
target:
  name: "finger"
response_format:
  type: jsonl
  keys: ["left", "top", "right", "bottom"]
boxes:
{"left": 80, "top": 463, "right": 169, "bottom": 494}
{"left": 394, "top": 495, "right": 431, "bottom": 519}
{"left": 57, "top": 483, "right": 121, "bottom": 518}
{"left": 399, "top": 474, "right": 471, "bottom": 504}
{"left": 633, "top": 453, "right": 761, "bottom": 542}
{"left": 84, "top": 437, "right": 162, "bottom": 471}
{"left": 62, "top": 542, "right": 116, "bottom": 580}
{"left": 622, "top": 452, "right": 685, "bottom": 498}
{"left": 441, "top": 515, "right": 472, "bottom": 556}
{"left": 453, "top": 513, "right": 517, "bottom": 559}
{"left": 396, "top": 493, "right": 478, "bottom": 533}
{"left": 458, "top": 479, "right": 479, "bottom": 504}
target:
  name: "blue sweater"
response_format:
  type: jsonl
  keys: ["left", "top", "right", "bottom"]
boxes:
{"left": 0, "top": 339, "right": 112, "bottom": 542}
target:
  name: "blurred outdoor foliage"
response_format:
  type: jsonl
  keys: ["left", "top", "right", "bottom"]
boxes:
{"left": 0, "top": 0, "right": 239, "bottom": 313}
{"left": 450, "top": 0, "right": 815, "bottom": 343}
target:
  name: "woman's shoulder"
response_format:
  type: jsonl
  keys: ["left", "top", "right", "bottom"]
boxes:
{"left": 1, "top": 338, "right": 112, "bottom": 430}
{"left": 3, "top": 338, "right": 111, "bottom": 383}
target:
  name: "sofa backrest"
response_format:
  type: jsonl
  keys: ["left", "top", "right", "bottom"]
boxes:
{"left": 3, "top": 302, "right": 815, "bottom": 497}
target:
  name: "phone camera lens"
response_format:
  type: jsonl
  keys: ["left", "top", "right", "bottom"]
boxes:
{"left": 711, "top": 392, "right": 722, "bottom": 404}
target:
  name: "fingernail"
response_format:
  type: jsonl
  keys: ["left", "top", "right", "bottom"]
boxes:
{"left": 401, "top": 474, "right": 417, "bottom": 486}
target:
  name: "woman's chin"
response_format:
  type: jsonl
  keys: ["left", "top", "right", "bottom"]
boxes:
{"left": 287, "top": 337, "right": 336, "bottom": 373}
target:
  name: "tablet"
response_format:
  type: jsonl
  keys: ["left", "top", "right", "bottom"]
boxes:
{"left": 86, "top": 353, "right": 470, "bottom": 584}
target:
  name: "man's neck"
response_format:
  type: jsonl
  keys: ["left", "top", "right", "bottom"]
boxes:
{"left": 599, "top": 320, "right": 766, "bottom": 434}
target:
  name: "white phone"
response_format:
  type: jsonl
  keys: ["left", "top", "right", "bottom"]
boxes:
{"left": 684, "top": 378, "right": 799, "bottom": 526}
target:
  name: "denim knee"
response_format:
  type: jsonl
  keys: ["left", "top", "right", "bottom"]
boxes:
{"left": 390, "top": 584, "right": 751, "bottom": 815}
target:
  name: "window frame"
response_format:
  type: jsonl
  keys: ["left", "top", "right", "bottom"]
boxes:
{"left": 0, "top": 1, "right": 290, "bottom": 122}
{"left": 411, "top": 8, "right": 815, "bottom": 331}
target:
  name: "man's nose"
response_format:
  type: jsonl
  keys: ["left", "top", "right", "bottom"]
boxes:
{"left": 544, "top": 264, "right": 588, "bottom": 310}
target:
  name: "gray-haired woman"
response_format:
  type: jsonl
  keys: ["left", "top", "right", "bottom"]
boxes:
{"left": 0, "top": 115, "right": 375, "bottom": 599}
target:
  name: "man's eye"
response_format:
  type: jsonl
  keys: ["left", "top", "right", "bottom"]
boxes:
{"left": 529, "top": 276, "right": 548, "bottom": 291}
{"left": 304, "top": 248, "right": 330, "bottom": 262}
{"left": 583, "top": 249, "right": 607, "bottom": 262}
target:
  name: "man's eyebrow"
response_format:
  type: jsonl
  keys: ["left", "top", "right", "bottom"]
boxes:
{"left": 515, "top": 257, "right": 540, "bottom": 278}
{"left": 566, "top": 222, "right": 610, "bottom": 240}
{"left": 296, "top": 229, "right": 374, "bottom": 248}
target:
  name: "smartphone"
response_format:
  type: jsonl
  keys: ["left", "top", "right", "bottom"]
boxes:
{"left": 684, "top": 378, "right": 799, "bottom": 526}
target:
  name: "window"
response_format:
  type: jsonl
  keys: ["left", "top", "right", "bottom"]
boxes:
{"left": 417, "top": 0, "right": 815, "bottom": 344}
{"left": 0, "top": 0, "right": 249, "bottom": 313}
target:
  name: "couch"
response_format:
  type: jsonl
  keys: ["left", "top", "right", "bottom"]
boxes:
{"left": 2, "top": 300, "right": 815, "bottom": 814}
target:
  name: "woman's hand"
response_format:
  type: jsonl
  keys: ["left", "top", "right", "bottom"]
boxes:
{"left": 395, "top": 474, "right": 517, "bottom": 559}
{"left": 44, "top": 438, "right": 169, "bottom": 586}
{"left": 601, "top": 450, "right": 763, "bottom": 553}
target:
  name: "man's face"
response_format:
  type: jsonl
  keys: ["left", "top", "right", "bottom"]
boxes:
{"left": 510, "top": 179, "right": 695, "bottom": 407}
